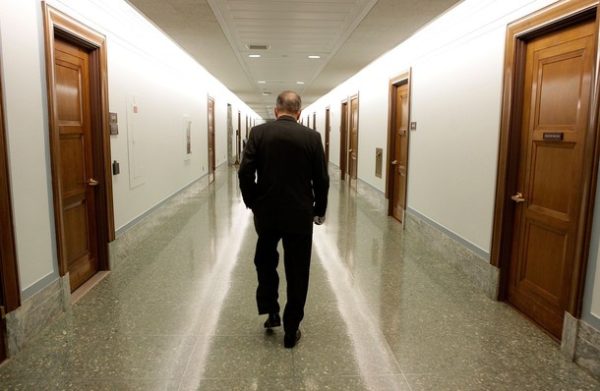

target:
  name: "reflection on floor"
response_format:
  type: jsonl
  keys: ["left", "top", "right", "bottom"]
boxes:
{"left": 0, "top": 166, "right": 598, "bottom": 390}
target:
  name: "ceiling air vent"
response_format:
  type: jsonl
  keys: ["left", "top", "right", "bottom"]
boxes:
{"left": 247, "top": 44, "right": 270, "bottom": 50}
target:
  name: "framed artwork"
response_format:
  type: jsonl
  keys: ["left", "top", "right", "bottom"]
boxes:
{"left": 184, "top": 115, "right": 192, "bottom": 158}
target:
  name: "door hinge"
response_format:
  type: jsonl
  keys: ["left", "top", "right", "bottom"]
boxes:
{"left": 0, "top": 305, "right": 5, "bottom": 320}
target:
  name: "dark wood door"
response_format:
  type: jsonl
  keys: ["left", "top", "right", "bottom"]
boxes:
{"left": 349, "top": 96, "right": 359, "bottom": 180}
{"left": 325, "top": 108, "right": 331, "bottom": 163}
{"left": 390, "top": 82, "right": 410, "bottom": 223}
{"left": 235, "top": 111, "right": 241, "bottom": 164}
{"left": 507, "top": 19, "right": 595, "bottom": 339}
{"left": 340, "top": 101, "right": 348, "bottom": 179}
{"left": 227, "top": 104, "right": 233, "bottom": 165}
{"left": 207, "top": 97, "right": 216, "bottom": 183}
{"left": 54, "top": 38, "right": 99, "bottom": 292}
{"left": 313, "top": 113, "right": 317, "bottom": 130}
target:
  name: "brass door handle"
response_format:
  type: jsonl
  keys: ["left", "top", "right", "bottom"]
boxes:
{"left": 511, "top": 192, "right": 525, "bottom": 203}
{"left": 87, "top": 178, "right": 99, "bottom": 186}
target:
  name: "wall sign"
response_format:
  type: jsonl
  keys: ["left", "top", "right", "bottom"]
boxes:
{"left": 543, "top": 132, "right": 564, "bottom": 141}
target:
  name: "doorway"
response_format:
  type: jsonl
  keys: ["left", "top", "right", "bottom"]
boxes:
{"left": 348, "top": 94, "right": 359, "bottom": 182}
{"left": 235, "top": 111, "right": 241, "bottom": 164}
{"left": 388, "top": 73, "right": 411, "bottom": 224}
{"left": 43, "top": 4, "right": 114, "bottom": 292}
{"left": 0, "top": 49, "right": 20, "bottom": 364}
{"left": 340, "top": 100, "right": 349, "bottom": 179}
{"left": 312, "top": 113, "right": 317, "bottom": 131}
{"left": 207, "top": 96, "right": 216, "bottom": 183}
{"left": 491, "top": 0, "right": 600, "bottom": 340}
{"left": 325, "top": 107, "right": 331, "bottom": 163}
{"left": 227, "top": 104, "right": 233, "bottom": 165}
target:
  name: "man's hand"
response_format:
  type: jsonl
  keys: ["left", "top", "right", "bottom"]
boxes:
{"left": 313, "top": 216, "right": 325, "bottom": 225}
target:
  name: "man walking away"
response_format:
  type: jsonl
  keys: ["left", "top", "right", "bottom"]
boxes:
{"left": 238, "top": 91, "right": 329, "bottom": 348}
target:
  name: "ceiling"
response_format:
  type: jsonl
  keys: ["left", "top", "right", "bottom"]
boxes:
{"left": 126, "top": 0, "right": 462, "bottom": 119}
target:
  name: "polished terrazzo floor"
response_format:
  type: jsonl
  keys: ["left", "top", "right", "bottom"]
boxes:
{"left": 1, "top": 166, "right": 599, "bottom": 390}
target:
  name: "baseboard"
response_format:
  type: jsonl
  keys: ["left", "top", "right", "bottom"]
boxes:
{"left": 5, "top": 274, "right": 70, "bottom": 357}
{"left": 573, "top": 319, "right": 600, "bottom": 380}
{"left": 109, "top": 173, "right": 212, "bottom": 271}
{"left": 404, "top": 212, "right": 500, "bottom": 300}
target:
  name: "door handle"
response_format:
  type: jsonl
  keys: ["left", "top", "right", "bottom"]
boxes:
{"left": 391, "top": 160, "right": 398, "bottom": 165}
{"left": 87, "top": 178, "right": 99, "bottom": 186}
{"left": 511, "top": 192, "right": 525, "bottom": 203}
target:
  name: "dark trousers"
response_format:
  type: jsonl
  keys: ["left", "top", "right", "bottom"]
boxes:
{"left": 254, "top": 230, "right": 312, "bottom": 334}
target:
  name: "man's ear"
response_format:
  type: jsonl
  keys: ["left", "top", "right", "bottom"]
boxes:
{"left": 274, "top": 108, "right": 279, "bottom": 118}
{"left": 296, "top": 110, "right": 302, "bottom": 121}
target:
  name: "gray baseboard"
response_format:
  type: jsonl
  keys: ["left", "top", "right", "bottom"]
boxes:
{"left": 404, "top": 212, "right": 500, "bottom": 300}
{"left": 110, "top": 174, "right": 212, "bottom": 271}
{"left": 5, "top": 274, "right": 70, "bottom": 357}
{"left": 574, "top": 319, "right": 600, "bottom": 380}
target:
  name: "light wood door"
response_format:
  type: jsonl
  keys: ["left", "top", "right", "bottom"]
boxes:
{"left": 340, "top": 101, "right": 348, "bottom": 179}
{"left": 208, "top": 97, "right": 216, "bottom": 183}
{"left": 507, "top": 19, "right": 596, "bottom": 339}
{"left": 54, "top": 38, "right": 99, "bottom": 291}
{"left": 325, "top": 108, "right": 331, "bottom": 163}
{"left": 390, "top": 82, "right": 410, "bottom": 223}
{"left": 349, "top": 96, "right": 359, "bottom": 180}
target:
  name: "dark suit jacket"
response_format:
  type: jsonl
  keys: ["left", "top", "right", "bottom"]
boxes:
{"left": 238, "top": 115, "right": 329, "bottom": 234}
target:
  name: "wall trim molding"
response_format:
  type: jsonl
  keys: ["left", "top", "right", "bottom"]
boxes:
{"left": 116, "top": 174, "right": 207, "bottom": 237}
{"left": 21, "top": 271, "right": 60, "bottom": 301}
{"left": 5, "top": 274, "right": 69, "bottom": 357}
{"left": 407, "top": 207, "right": 490, "bottom": 261}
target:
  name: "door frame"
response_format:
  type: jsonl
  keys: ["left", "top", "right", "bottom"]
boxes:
{"left": 340, "top": 99, "right": 349, "bottom": 179}
{"left": 235, "top": 111, "right": 241, "bottom": 164}
{"left": 325, "top": 106, "right": 331, "bottom": 163}
{"left": 386, "top": 70, "right": 412, "bottom": 217}
{"left": 490, "top": 0, "right": 600, "bottom": 319}
{"left": 207, "top": 95, "right": 215, "bottom": 183}
{"left": 0, "top": 48, "right": 20, "bottom": 315}
{"left": 349, "top": 93, "right": 360, "bottom": 181}
{"left": 42, "top": 3, "right": 115, "bottom": 278}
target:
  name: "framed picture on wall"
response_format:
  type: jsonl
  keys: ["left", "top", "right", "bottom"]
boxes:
{"left": 184, "top": 115, "right": 192, "bottom": 159}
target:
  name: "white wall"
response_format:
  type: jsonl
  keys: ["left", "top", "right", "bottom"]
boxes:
{"left": 0, "top": 0, "right": 58, "bottom": 294}
{"left": 305, "top": 0, "right": 560, "bottom": 254}
{"left": 0, "top": 0, "right": 259, "bottom": 297}
{"left": 305, "top": 0, "right": 600, "bottom": 326}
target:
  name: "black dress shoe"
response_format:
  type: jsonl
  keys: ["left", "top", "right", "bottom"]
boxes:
{"left": 284, "top": 329, "right": 301, "bottom": 348}
{"left": 264, "top": 313, "right": 281, "bottom": 328}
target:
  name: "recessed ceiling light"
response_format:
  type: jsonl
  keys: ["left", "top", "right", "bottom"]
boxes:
{"left": 296, "top": 81, "right": 305, "bottom": 85}
{"left": 248, "top": 54, "right": 261, "bottom": 58}
{"left": 308, "top": 55, "right": 321, "bottom": 59}
{"left": 258, "top": 80, "right": 266, "bottom": 84}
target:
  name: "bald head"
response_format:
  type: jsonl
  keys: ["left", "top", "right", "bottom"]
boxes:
{"left": 275, "top": 91, "right": 302, "bottom": 118}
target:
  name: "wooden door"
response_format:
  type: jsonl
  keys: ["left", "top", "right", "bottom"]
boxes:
{"left": 54, "top": 38, "right": 99, "bottom": 291}
{"left": 235, "top": 111, "right": 241, "bottom": 164}
{"left": 245, "top": 115, "right": 249, "bottom": 139}
{"left": 340, "top": 101, "right": 348, "bottom": 179}
{"left": 349, "top": 96, "right": 359, "bottom": 180}
{"left": 227, "top": 104, "right": 233, "bottom": 165}
{"left": 507, "top": 18, "right": 596, "bottom": 339}
{"left": 390, "top": 82, "right": 410, "bottom": 223}
{"left": 313, "top": 113, "right": 317, "bottom": 130}
{"left": 207, "top": 97, "right": 216, "bottom": 183}
{"left": 0, "top": 52, "right": 19, "bottom": 364}
{"left": 325, "top": 108, "right": 331, "bottom": 163}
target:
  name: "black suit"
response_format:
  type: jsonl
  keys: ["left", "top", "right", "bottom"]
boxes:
{"left": 238, "top": 115, "right": 329, "bottom": 334}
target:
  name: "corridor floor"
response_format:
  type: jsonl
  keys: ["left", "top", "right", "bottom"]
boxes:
{"left": 1, "top": 166, "right": 599, "bottom": 390}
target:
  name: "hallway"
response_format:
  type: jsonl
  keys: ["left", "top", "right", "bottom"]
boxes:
{"left": 0, "top": 166, "right": 598, "bottom": 390}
